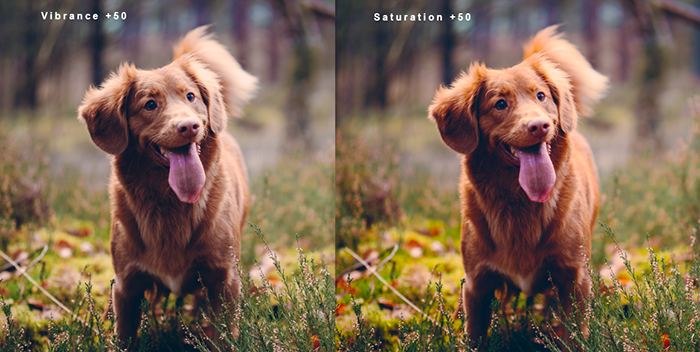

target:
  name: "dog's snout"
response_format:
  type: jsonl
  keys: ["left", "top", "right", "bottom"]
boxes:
{"left": 177, "top": 120, "right": 200, "bottom": 138}
{"left": 527, "top": 119, "right": 550, "bottom": 138}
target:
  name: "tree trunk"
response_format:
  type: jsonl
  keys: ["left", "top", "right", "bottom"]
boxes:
{"left": 270, "top": 0, "right": 315, "bottom": 151}
{"left": 90, "top": 0, "right": 105, "bottom": 86}
{"left": 545, "top": 0, "right": 561, "bottom": 25}
{"left": 120, "top": 1, "right": 141, "bottom": 59}
{"left": 267, "top": 11, "right": 281, "bottom": 84}
{"left": 15, "top": 0, "right": 40, "bottom": 109}
{"left": 365, "top": 0, "right": 389, "bottom": 110}
{"left": 622, "top": 0, "right": 666, "bottom": 152}
{"left": 695, "top": 0, "right": 700, "bottom": 75}
{"left": 582, "top": 0, "right": 600, "bottom": 67}
{"left": 440, "top": 0, "right": 455, "bottom": 85}
{"left": 474, "top": 0, "right": 492, "bottom": 61}
{"left": 617, "top": 9, "right": 631, "bottom": 83}
{"left": 232, "top": 0, "right": 250, "bottom": 66}
{"left": 194, "top": 0, "right": 210, "bottom": 27}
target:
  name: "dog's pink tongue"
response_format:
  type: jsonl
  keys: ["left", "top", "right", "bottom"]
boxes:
{"left": 518, "top": 142, "right": 555, "bottom": 203}
{"left": 167, "top": 143, "right": 205, "bottom": 203}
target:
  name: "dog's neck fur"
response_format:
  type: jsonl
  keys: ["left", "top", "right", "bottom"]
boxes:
{"left": 462, "top": 130, "right": 572, "bottom": 251}
{"left": 111, "top": 133, "right": 223, "bottom": 252}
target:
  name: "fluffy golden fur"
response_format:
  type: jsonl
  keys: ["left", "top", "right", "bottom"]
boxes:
{"left": 78, "top": 26, "right": 257, "bottom": 345}
{"left": 429, "top": 25, "right": 607, "bottom": 345}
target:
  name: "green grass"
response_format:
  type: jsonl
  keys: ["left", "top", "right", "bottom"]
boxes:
{"left": 0, "top": 111, "right": 335, "bottom": 351}
{"left": 1, "top": 225, "right": 335, "bottom": 352}
{"left": 335, "top": 101, "right": 700, "bottom": 350}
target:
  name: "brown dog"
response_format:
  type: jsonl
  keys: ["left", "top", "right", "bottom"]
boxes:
{"left": 78, "top": 26, "right": 257, "bottom": 345}
{"left": 429, "top": 26, "right": 607, "bottom": 345}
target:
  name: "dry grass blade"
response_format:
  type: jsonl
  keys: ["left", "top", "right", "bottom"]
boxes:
{"left": 0, "top": 247, "right": 98, "bottom": 334}
{"left": 343, "top": 246, "right": 451, "bottom": 331}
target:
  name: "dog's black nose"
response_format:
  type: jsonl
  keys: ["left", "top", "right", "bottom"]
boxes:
{"left": 177, "top": 120, "right": 200, "bottom": 138}
{"left": 527, "top": 119, "right": 550, "bottom": 138}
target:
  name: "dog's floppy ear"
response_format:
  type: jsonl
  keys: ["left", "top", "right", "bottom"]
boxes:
{"left": 428, "top": 63, "right": 486, "bottom": 155}
{"left": 531, "top": 56, "right": 577, "bottom": 133}
{"left": 78, "top": 64, "right": 136, "bottom": 155}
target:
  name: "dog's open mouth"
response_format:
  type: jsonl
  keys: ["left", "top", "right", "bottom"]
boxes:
{"left": 149, "top": 142, "right": 205, "bottom": 204}
{"left": 500, "top": 142, "right": 555, "bottom": 203}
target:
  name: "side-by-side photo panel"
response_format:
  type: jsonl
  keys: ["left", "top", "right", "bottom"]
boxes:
{"left": 0, "top": 1, "right": 335, "bottom": 351}
{"left": 336, "top": 1, "right": 700, "bottom": 351}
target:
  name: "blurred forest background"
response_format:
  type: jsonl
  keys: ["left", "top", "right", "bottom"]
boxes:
{"left": 0, "top": 0, "right": 334, "bottom": 347}
{"left": 0, "top": 0, "right": 335, "bottom": 252}
{"left": 336, "top": 0, "right": 700, "bottom": 349}
{"left": 338, "top": 0, "right": 700, "bottom": 179}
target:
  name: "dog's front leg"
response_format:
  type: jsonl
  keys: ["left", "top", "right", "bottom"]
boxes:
{"left": 198, "top": 267, "right": 240, "bottom": 341}
{"left": 113, "top": 272, "right": 151, "bottom": 348}
{"left": 463, "top": 271, "right": 502, "bottom": 348}
{"left": 549, "top": 266, "right": 591, "bottom": 346}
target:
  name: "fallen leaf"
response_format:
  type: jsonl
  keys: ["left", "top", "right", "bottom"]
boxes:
{"left": 266, "top": 275, "right": 283, "bottom": 289}
{"left": 377, "top": 297, "right": 394, "bottom": 310}
{"left": 336, "top": 278, "right": 358, "bottom": 295}
{"left": 55, "top": 240, "right": 74, "bottom": 249}
{"left": 405, "top": 239, "right": 424, "bottom": 249}
{"left": 27, "top": 298, "right": 44, "bottom": 311}
{"left": 405, "top": 239, "right": 424, "bottom": 258}
{"left": 415, "top": 228, "right": 430, "bottom": 236}
{"left": 65, "top": 227, "right": 92, "bottom": 238}
{"left": 661, "top": 334, "right": 670, "bottom": 349}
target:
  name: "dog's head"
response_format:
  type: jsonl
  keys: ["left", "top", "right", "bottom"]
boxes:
{"left": 78, "top": 53, "right": 253, "bottom": 203}
{"left": 429, "top": 55, "right": 577, "bottom": 203}
{"left": 430, "top": 26, "right": 606, "bottom": 203}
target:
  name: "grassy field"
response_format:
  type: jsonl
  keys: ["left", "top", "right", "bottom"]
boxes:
{"left": 0, "top": 102, "right": 335, "bottom": 350}
{"left": 335, "top": 95, "right": 700, "bottom": 350}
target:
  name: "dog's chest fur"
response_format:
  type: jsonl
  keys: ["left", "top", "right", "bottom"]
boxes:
{"left": 110, "top": 149, "right": 230, "bottom": 296}
{"left": 133, "top": 197, "right": 207, "bottom": 294}
{"left": 461, "top": 145, "right": 574, "bottom": 295}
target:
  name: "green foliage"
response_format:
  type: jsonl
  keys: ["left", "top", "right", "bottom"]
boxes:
{"left": 394, "top": 281, "right": 468, "bottom": 352}
{"left": 335, "top": 126, "right": 402, "bottom": 254}
{"left": 185, "top": 225, "right": 335, "bottom": 352}
{"left": 45, "top": 280, "right": 120, "bottom": 352}
{"left": 245, "top": 152, "right": 334, "bottom": 267}
{"left": 336, "top": 104, "right": 700, "bottom": 351}
{"left": 336, "top": 297, "right": 381, "bottom": 352}
{"left": 537, "top": 225, "right": 700, "bottom": 352}
{"left": 1, "top": 226, "right": 335, "bottom": 352}
{"left": 1, "top": 294, "right": 31, "bottom": 352}
{"left": 337, "top": 225, "right": 700, "bottom": 351}
{"left": 0, "top": 123, "right": 52, "bottom": 252}
{"left": 596, "top": 110, "right": 700, "bottom": 263}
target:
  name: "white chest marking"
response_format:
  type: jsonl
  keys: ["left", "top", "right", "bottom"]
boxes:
{"left": 486, "top": 262, "right": 534, "bottom": 295}
{"left": 513, "top": 274, "right": 533, "bottom": 295}
{"left": 163, "top": 275, "right": 184, "bottom": 296}
{"left": 136, "top": 263, "right": 185, "bottom": 296}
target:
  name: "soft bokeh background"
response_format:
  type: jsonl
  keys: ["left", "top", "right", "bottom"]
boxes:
{"left": 336, "top": 0, "right": 700, "bottom": 349}
{"left": 0, "top": 0, "right": 334, "bottom": 347}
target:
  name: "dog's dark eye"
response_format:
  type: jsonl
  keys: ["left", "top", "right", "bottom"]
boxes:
{"left": 144, "top": 100, "right": 157, "bottom": 111}
{"left": 537, "top": 92, "right": 546, "bottom": 101}
{"left": 187, "top": 92, "right": 195, "bottom": 102}
{"left": 495, "top": 99, "right": 508, "bottom": 110}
